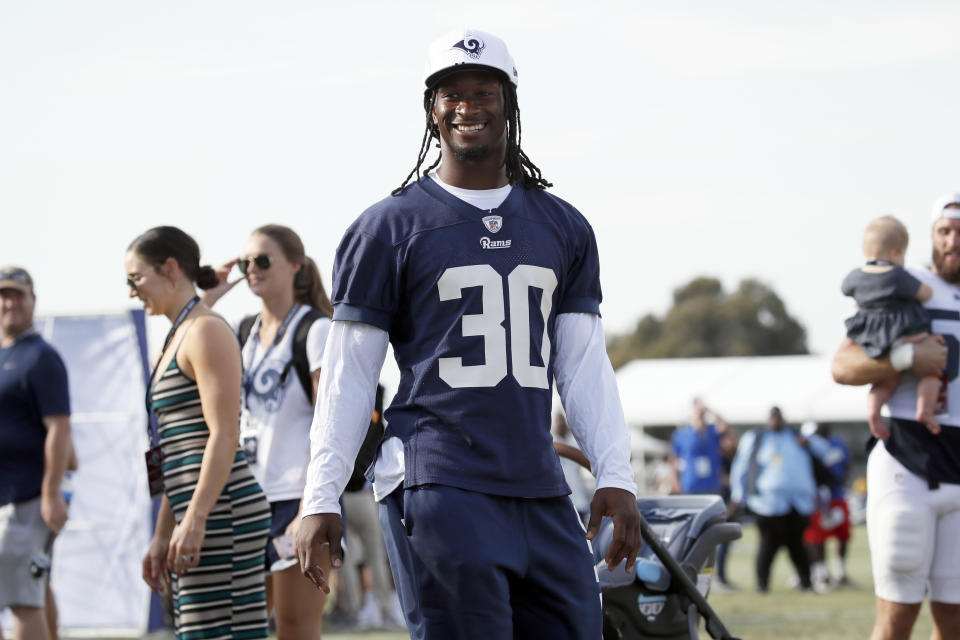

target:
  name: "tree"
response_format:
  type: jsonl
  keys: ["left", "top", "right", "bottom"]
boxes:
{"left": 607, "top": 277, "right": 808, "bottom": 369}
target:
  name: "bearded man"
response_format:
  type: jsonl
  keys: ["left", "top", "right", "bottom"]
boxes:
{"left": 832, "top": 193, "right": 960, "bottom": 640}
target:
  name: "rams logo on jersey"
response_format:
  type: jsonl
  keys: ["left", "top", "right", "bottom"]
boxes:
{"left": 480, "top": 237, "right": 511, "bottom": 250}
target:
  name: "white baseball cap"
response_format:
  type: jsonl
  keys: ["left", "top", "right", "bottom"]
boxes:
{"left": 931, "top": 192, "right": 960, "bottom": 222}
{"left": 423, "top": 28, "right": 519, "bottom": 89}
{"left": 800, "top": 421, "right": 819, "bottom": 438}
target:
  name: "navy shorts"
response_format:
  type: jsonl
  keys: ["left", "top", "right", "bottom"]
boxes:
{"left": 265, "top": 498, "right": 299, "bottom": 573}
{"left": 380, "top": 485, "right": 601, "bottom": 640}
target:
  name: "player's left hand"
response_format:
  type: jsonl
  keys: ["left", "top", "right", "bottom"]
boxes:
{"left": 586, "top": 487, "right": 642, "bottom": 573}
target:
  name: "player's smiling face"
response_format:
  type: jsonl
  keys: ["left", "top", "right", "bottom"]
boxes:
{"left": 431, "top": 69, "right": 507, "bottom": 163}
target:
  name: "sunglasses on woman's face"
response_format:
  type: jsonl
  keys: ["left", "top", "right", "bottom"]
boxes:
{"left": 238, "top": 255, "right": 271, "bottom": 274}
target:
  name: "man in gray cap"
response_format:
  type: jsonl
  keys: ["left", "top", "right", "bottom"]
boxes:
{"left": 296, "top": 28, "right": 641, "bottom": 639}
{"left": 0, "top": 266, "right": 72, "bottom": 640}
{"left": 833, "top": 195, "right": 960, "bottom": 640}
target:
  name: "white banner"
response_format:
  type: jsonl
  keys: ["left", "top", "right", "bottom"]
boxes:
{"left": 2, "top": 312, "right": 153, "bottom": 635}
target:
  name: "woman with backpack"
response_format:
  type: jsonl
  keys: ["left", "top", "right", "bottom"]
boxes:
{"left": 203, "top": 224, "right": 333, "bottom": 639}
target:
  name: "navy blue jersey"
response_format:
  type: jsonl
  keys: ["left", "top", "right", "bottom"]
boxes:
{"left": 332, "top": 177, "right": 602, "bottom": 497}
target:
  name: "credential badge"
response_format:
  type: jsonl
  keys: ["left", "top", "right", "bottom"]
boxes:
{"left": 482, "top": 215, "right": 503, "bottom": 234}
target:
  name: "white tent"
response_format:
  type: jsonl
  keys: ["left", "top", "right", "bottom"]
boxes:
{"left": 615, "top": 355, "right": 870, "bottom": 427}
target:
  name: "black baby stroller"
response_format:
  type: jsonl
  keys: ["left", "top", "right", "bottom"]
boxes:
{"left": 593, "top": 495, "right": 742, "bottom": 640}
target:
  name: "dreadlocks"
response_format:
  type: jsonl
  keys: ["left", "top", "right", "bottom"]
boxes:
{"left": 391, "top": 79, "right": 552, "bottom": 196}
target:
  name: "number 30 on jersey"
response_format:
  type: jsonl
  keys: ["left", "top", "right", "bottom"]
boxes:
{"left": 438, "top": 264, "right": 557, "bottom": 390}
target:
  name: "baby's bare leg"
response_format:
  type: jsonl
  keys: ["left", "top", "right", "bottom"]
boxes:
{"left": 867, "top": 373, "right": 900, "bottom": 440}
{"left": 868, "top": 374, "right": 899, "bottom": 439}
{"left": 916, "top": 374, "right": 942, "bottom": 435}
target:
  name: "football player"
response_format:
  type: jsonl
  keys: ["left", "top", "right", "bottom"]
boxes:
{"left": 832, "top": 193, "right": 960, "bottom": 640}
{"left": 296, "top": 28, "right": 641, "bottom": 639}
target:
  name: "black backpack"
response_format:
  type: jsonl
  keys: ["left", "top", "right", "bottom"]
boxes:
{"left": 238, "top": 309, "right": 326, "bottom": 402}
{"left": 238, "top": 310, "right": 385, "bottom": 488}
{"left": 345, "top": 383, "right": 385, "bottom": 492}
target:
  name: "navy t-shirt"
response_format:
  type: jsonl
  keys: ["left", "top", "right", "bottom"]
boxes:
{"left": 332, "top": 177, "right": 602, "bottom": 497}
{"left": 0, "top": 332, "right": 70, "bottom": 506}
{"left": 670, "top": 424, "right": 724, "bottom": 494}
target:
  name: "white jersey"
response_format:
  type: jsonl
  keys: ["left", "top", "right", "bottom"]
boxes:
{"left": 887, "top": 266, "right": 960, "bottom": 426}
{"left": 240, "top": 306, "right": 331, "bottom": 501}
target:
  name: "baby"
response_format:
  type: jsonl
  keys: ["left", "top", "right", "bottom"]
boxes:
{"left": 842, "top": 215, "right": 939, "bottom": 437}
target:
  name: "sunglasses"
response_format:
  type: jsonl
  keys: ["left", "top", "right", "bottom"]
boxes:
{"left": 0, "top": 270, "right": 31, "bottom": 283}
{"left": 238, "top": 255, "right": 271, "bottom": 274}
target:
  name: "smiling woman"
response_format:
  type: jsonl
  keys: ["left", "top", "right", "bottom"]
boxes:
{"left": 125, "top": 226, "right": 272, "bottom": 640}
{"left": 199, "top": 224, "right": 334, "bottom": 640}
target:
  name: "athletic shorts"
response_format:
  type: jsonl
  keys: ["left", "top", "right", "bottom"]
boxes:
{"left": 0, "top": 496, "right": 50, "bottom": 608}
{"left": 867, "top": 441, "right": 960, "bottom": 604}
{"left": 803, "top": 498, "right": 851, "bottom": 544}
{"left": 264, "top": 498, "right": 299, "bottom": 574}
{"left": 382, "top": 485, "right": 601, "bottom": 640}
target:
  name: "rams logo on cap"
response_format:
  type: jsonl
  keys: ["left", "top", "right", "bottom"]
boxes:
{"left": 453, "top": 37, "right": 485, "bottom": 59}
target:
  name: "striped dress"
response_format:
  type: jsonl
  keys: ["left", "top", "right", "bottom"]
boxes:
{"left": 151, "top": 352, "right": 272, "bottom": 640}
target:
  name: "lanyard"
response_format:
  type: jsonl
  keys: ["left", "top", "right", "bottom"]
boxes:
{"left": 242, "top": 303, "right": 300, "bottom": 408}
{"left": 866, "top": 260, "right": 894, "bottom": 266}
{"left": 144, "top": 296, "right": 200, "bottom": 446}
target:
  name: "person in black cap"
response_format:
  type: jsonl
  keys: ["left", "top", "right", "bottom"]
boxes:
{"left": 296, "top": 28, "right": 641, "bottom": 639}
{"left": 0, "top": 266, "right": 72, "bottom": 640}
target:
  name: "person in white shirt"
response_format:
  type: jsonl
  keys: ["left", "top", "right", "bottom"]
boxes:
{"left": 832, "top": 193, "right": 960, "bottom": 640}
{"left": 204, "top": 224, "right": 332, "bottom": 640}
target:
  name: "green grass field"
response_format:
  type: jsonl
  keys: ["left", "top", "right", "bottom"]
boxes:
{"left": 320, "top": 523, "right": 934, "bottom": 640}
{"left": 121, "top": 523, "right": 938, "bottom": 640}
{"left": 704, "top": 523, "right": 933, "bottom": 640}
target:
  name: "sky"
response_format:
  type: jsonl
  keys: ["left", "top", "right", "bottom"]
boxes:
{"left": 3, "top": 0, "right": 960, "bottom": 360}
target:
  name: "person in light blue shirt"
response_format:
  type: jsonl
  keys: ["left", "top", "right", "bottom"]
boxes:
{"left": 730, "top": 407, "right": 816, "bottom": 592}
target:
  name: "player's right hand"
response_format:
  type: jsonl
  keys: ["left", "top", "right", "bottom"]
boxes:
{"left": 296, "top": 513, "right": 343, "bottom": 593}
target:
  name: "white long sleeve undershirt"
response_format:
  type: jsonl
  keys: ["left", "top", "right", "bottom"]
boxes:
{"left": 300, "top": 313, "right": 637, "bottom": 518}
{"left": 554, "top": 313, "right": 637, "bottom": 495}
{"left": 301, "top": 321, "right": 389, "bottom": 517}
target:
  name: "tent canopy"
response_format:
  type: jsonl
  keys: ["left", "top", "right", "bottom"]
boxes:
{"left": 615, "top": 355, "right": 870, "bottom": 427}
